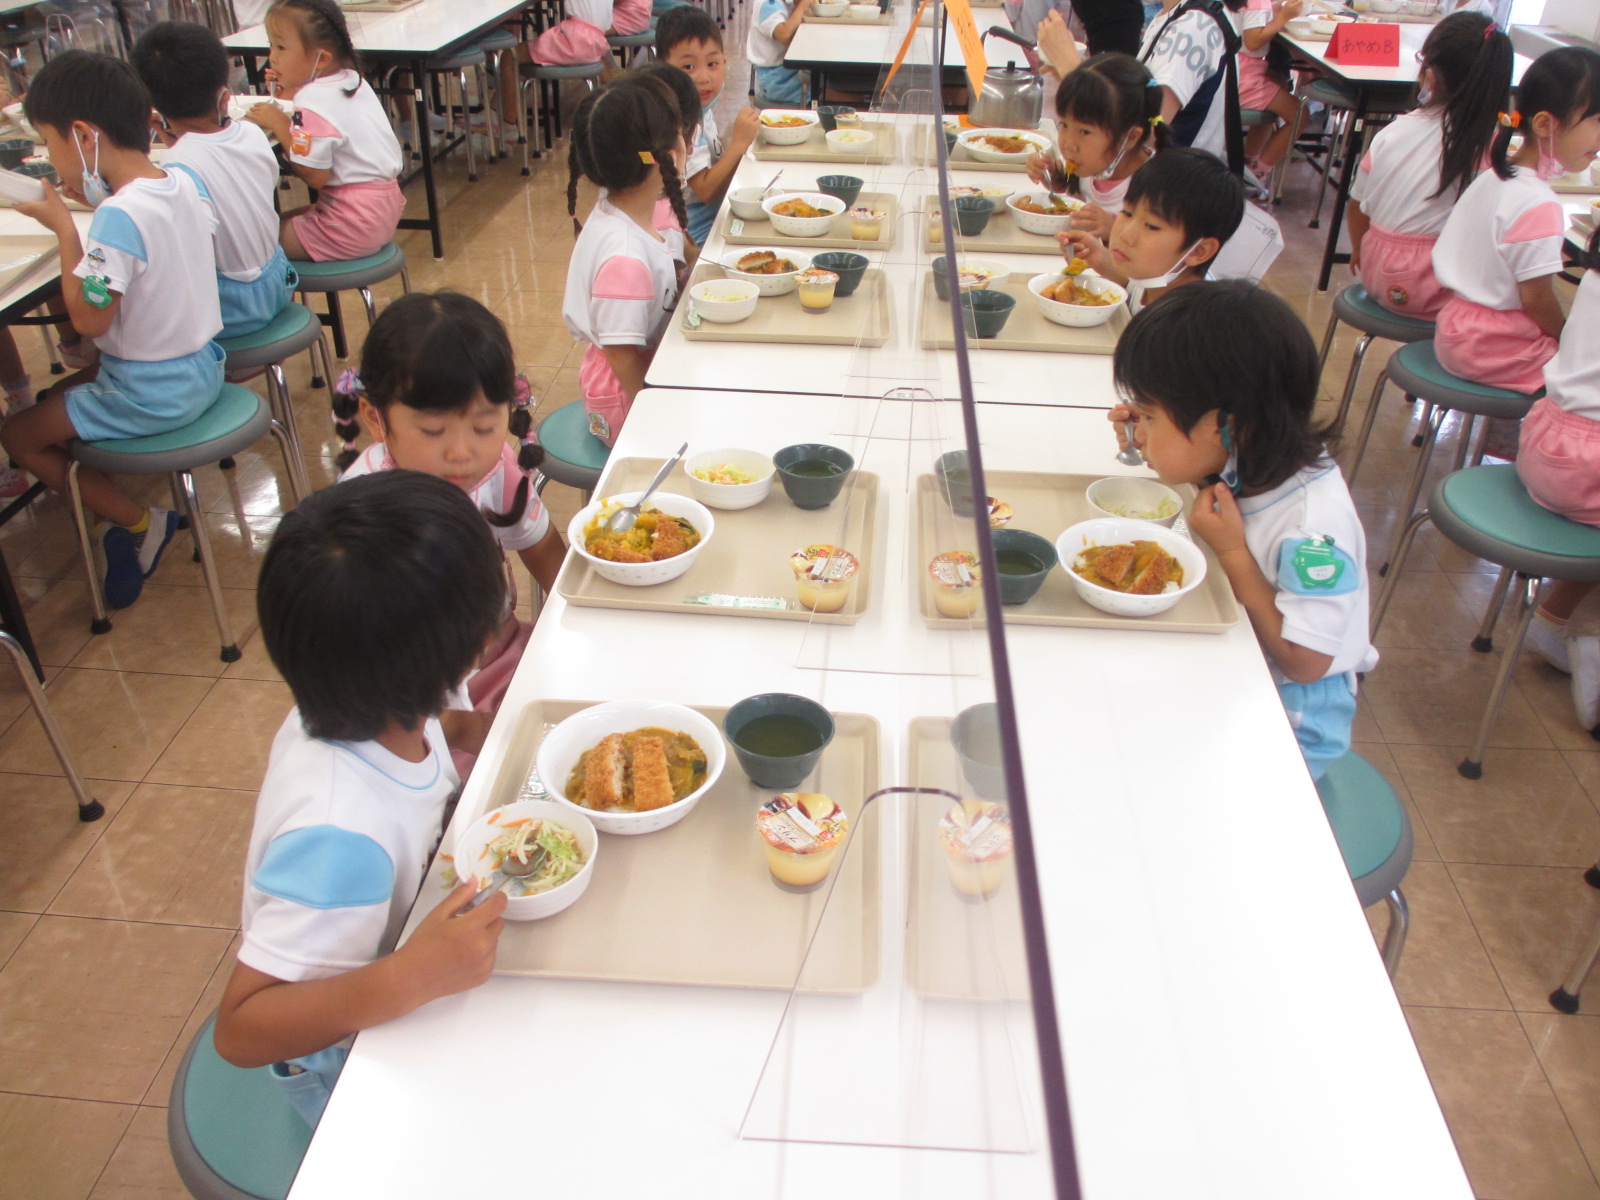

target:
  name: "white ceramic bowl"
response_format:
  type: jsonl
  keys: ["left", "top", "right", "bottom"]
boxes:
{"left": 956, "top": 126, "right": 1049, "bottom": 164}
{"left": 683, "top": 447, "right": 776, "bottom": 509}
{"left": 728, "top": 185, "right": 772, "bottom": 221}
{"left": 761, "top": 190, "right": 846, "bottom": 237}
{"left": 1028, "top": 271, "right": 1126, "bottom": 328}
{"left": 453, "top": 800, "right": 598, "bottom": 920}
{"left": 1055, "top": 518, "right": 1208, "bottom": 618}
{"left": 1307, "top": 15, "right": 1346, "bottom": 36}
{"left": 720, "top": 247, "right": 812, "bottom": 295}
{"left": 1084, "top": 476, "right": 1184, "bottom": 528}
{"left": 535, "top": 699, "right": 727, "bottom": 835}
{"left": 811, "top": 0, "right": 847, "bottom": 14}
{"left": 1006, "top": 191, "right": 1084, "bottom": 236}
{"left": 567, "top": 490, "right": 715, "bottom": 586}
{"left": 849, "top": 2, "right": 879, "bottom": 16}
{"left": 759, "top": 109, "right": 820, "bottom": 145}
{"left": 1285, "top": 16, "right": 1316, "bottom": 36}
{"left": 824, "top": 128, "right": 875, "bottom": 154}
{"left": 688, "top": 278, "right": 759, "bottom": 323}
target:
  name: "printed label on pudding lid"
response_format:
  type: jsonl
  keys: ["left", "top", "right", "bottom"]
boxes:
{"left": 939, "top": 802, "right": 1013, "bottom": 861}
{"left": 758, "top": 792, "right": 847, "bottom": 853}
{"left": 930, "top": 550, "right": 980, "bottom": 587}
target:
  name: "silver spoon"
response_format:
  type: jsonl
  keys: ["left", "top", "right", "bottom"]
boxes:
{"left": 459, "top": 844, "right": 546, "bottom": 913}
{"left": 758, "top": 169, "right": 785, "bottom": 197}
{"left": 1116, "top": 422, "right": 1143, "bottom": 467}
{"left": 608, "top": 442, "right": 689, "bottom": 532}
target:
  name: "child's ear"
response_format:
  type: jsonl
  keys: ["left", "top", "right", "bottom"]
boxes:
{"left": 1529, "top": 110, "right": 1560, "bottom": 139}
{"left": 356, "top": 396, "right": 385, "bottom": 441}
{"left": 1188, "top": 237, "right": 1223, "bottom": 268}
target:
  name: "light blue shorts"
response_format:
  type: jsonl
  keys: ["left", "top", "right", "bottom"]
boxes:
{"left": 217, "top": 247, "right": 298, "bottom": 340}
{"left": 685, "top": 197, "right": 715, "bottom": 247}
{"left": 65, "top": 342, "right": 226, "bottom": 442}
{"left": 1279, "top": 673, "right": 1358, "bottom": 781}
{"left": 754, "top": 65, "right": 807, "bottom": 107}
{"left": 270, "top": 1044, "right": 348, "bottom": 1129}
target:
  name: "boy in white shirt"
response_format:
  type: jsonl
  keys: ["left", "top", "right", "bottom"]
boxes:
{"left": 216, "top": 469, "right": 508, "bottom": 1128}
{"left": 747, "top": 0, "right": 816, "bottom": 108}
{"left": 134, "top": 21, "right": 297, "bottom": 338}
{"left": 1, "top": 51, "right": 224, "bottom": 610}
{"left": 1139, "top": 0, "right": 1245, "bottom": 171}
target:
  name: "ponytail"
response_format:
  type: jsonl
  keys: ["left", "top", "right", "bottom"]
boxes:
{"left": 1490, "top": 45, "right": 1600, "bottom": 180}
{"left": 331, "top": 368, "right": 363, "bottom": 472}
{"left": 1421, "top": 12, "right": 1512, "bottom": 198}
{"left": 484, "top": 374, "right": 544, "bottom": 530}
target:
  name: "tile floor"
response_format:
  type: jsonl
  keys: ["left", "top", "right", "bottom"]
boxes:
{"left": 2, "top": 32, "right": 1600, "bottom": 1200}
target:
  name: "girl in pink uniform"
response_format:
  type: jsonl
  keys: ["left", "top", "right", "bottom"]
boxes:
{"left": 1347, "top": 12, "right": 1512, "bottom": 319}
{"left": 1431, "top": 47, "right": 1600, "bottom": 394}
{"left": 1235, "top": 0, "right": 1304, "bottom": 180}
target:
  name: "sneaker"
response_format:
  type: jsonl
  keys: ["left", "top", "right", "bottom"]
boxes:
{"left": 0, "top": 464, "right": 29, "bottom": 498}
{"left": 1572, "top": 636, "right": 1600, "bottom": 733}
{"left": 1527, "top": 611, "right": 1572, "bottom": 673}
{"left": 100, "top": 507, "right": 180, "bottom": 609}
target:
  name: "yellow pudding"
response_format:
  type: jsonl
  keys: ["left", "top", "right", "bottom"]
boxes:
{"left": 938, "top": 800, "right": 1013, "bottom": 897}
{"left": 929, "top": 551, "right": 982, "bottom": 618}
{"left": 850, "top": 207, "right": 885, "bottom": 240}
{"left": 796, "top": 268, "right": 840, "bottom": 312}
{"left": 791, "top": 544, "right": 859, "bottom": 612}
{"left": 835, "top": 111, "right": 863, "bottom": 127}
{"left": 758, "top": 792, "right": 849, "bottom": 886}
{"left": 988, "top": 499, "right": 1013, "bottom": 527}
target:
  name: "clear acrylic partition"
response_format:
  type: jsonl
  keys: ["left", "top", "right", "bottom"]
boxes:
{"left": 742, "top": 15, "right": 1081, "bottom": 1200}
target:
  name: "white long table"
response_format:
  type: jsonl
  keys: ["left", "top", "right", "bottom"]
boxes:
{"left": 785, "top": 8, "right": 1014, "bottom": 96}
{"left": 283, "top": 388, "right": 1471, "bottom": 1200}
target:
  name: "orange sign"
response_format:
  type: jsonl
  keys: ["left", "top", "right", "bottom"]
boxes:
{"left": 882, "top": 0, "right": 934, "bottom": 91}
{"left": 944, "top": 0, "right": 987, "bottom": 95}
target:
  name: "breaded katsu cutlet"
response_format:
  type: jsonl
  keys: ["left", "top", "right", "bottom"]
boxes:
{"left": 584, "top": 732, "right": 627, "bottom": 810}
{"left": 629, "top": 735, "right": 675, "bottom": 811}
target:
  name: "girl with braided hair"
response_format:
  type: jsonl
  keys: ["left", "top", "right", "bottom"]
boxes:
{"left": 562, "top": 75, "right": 690, "bottom": 446}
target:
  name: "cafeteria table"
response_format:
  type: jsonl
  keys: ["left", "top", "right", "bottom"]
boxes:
{"left": 280, "top": 387, "right": 1472, "bottom": 1200}
{"left": 786, "top": 8, "right": 1015, "bottom": 98}
{"left": 225, "top": 0, "right": 532, "bottom": 260}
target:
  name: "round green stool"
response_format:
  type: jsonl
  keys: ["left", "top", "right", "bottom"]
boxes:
{"left": 519, "top": 61, "right": 604, "bottom": 172}
{"left": 1319, "top": 285, "right": 1436, "bottom": 477}
{"left": 216, "top": 303, "right": 329, "bottom": 499}
{"left": 607, "top": 26, "right": 656, "bottom": 69}
{"left": 423, "top": 46, "right": 491, "bottom": 179}
{"left": 67, "top": 383, "right": 302, "bottom": 662}
{"left": 167, "top": 1014, "right": 313, "bottom": 1200}
{"left": 1316, "top": 751, "right": 1413, "bottom": 978}
{"left": 1373, "top": 465, "right": 1600, "bottom": 778}
{"left": 291, "top": 242, "right": 411, "bottom": 360}
{"left": 473, "top": 27, "right": 524, "bottom": 161}
{"left": 534, "top": 400, "right": 609, "bottom": 497}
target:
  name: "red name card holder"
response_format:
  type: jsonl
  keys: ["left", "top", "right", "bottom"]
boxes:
{"left": 1326, "top": 22, "right": 1400, "bottom": 66}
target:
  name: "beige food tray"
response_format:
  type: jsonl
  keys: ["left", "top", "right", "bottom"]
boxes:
{"left": 0, "top": 235, "right": 60, "bottom": 294}
{"left": 917, "top": 272, "right": 1129, "bottom": 355}
{"left": 1556, "top": 177, "right": 1600, "bottom": 197}
{"left": 923, "top": 193, "right": 1075, "bottom": 256}
{"left": 478, "top": 700, "right": 882, "bottom": 993}
{"left": 905, "top": 716, "right": 1027, "bottom": 1002}
{"left": 554, "top": 455, "right": 880, "bottom": 623}
{"left": 680, "top": 261, "right": 893, "bottom": 348}
{"left": 910, "top": 125, "right": 1032, "bottom": 172}
{"left": 753, "top": 120, "right": 898, "bottom": 165}
{"left": 720, "top": 190, "right": 898, "bottom": 251}
{"left": 912, "top": 470, "right": 1242, "bottom": 633}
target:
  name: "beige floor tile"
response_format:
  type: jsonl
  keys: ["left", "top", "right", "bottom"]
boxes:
{"left": 1452, "top": 863, "right": 1600, "bottom": 1014}
{"left": 0, "top": 774, "right": 134, "bottom": 912}
{"left": 1352, "top": 740, "right": 1438, "bottom": 861}
{"left": 143, "top": 931, "right": 241, "bottom": 1107}
{"left": 1391, "top": 745, "right": 1600, "bottom": 868}
{"left": 1521, "top": 1011, "right": 1600, "bottom": 1183}
{"left": 88, "top": 1104, "right": 188, "bottom": 1200}
{"left": 50, "top": 783, "right": 254, "bottom": 929}
{"left": 0, "top": 910, "right": 37, "bottom": 967}
{"left": 150, "top": 512, "right": 280, "bottom": 595}
{"left": 1518, "top": 657, "right": 1600, "bottom": 753}
{"left": 144, "top": 678, "right": 291, "bottom": 792}
{"left": 1371, "top": 567, "right": 1485, "bottom": 652}
{"left": 1363, "top": 648, "right": 1553, "bottom": 751}
{"left": 0, "top": 1092, "right": 135, "bottom": 1200}
{"left": 0, "top": 915, "right": 232, "bottom": 1104}
{"left": 506, "top": 321, "right": 579, "bottom": 369}
{"left": 1405, "top": 1006, "right": 1600, "bottom": 1200}
{"left": 219, "top": 629, "right": 283, "bottom": 684}
{"left": 0, "top": 669, "right": 212, "bottom": 782}
{"left": 10, "top": 573, "right": 96, "bottom": 669}
{"left": 1369, "top": 861, "right": 1510, "bottom": 1010}
{"left": 67, "top": 584, "right": 245, "bottom": 679}
{"left": 1566, "top": 752, "right": 1600, "bottom": 812}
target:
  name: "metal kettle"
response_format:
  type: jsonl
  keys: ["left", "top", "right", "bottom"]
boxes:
{"left": 968, "top": 26, "right": 1044, "bottom": 129}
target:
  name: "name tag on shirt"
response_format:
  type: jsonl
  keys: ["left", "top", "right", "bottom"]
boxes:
{"left": 1276, "top": 535, "right": 1358, "bottom": 596}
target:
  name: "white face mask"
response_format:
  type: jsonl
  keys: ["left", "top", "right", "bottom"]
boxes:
{"left": 216, "top": 85, "right": 231, "bottom": 126}
{"left": 1535, "top": 130, "right": 1568, "bottom": 181}
{"left": 1095, "top": 129, "right": 1139, "bottom": 180}
{"left": 1416, "top": 68, "right": 1434, "bottom": 106}
{"left": 76, "top": 128, "right": 109, "bottom": 208}
{"left": 1128, "top": 239, "right": 1202, "bottom": 288}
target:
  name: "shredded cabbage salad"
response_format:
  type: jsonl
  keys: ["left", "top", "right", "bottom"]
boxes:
{"left": 484, "top": 817, "right": 584, "bottom": 896}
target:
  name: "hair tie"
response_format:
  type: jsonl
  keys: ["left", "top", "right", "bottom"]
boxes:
{"left": 1484, "top": 23, "right": 1494, "bottom": 38}
{"left": 509, "top": 372, "right": 544, "bottom": 476}
{"left": 638, "top": 150, "right": 655, "bottom": 164}
{"left": 334, "top": 367, "right": 363, "bottom": 397}
{"left": 1498, "top": 110, "right": 1520, "bottom": 128}
{"left": 1149, "top": 114, "right": 1164, "bottom": 127}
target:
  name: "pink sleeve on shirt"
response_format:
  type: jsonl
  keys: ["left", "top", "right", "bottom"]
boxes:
{"left": 1504, "top": 201, "right": 1563, "bottom": 245}
{"left": 294, "top": 106, "right": 341, "bottom": 139}
{"left": 593, "top": 255, "right": 656, "bottom": 301}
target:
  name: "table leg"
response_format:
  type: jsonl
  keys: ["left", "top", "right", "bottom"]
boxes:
{"left": 401, "top": 52, "right": 445, "bottom": 261}
{"left": 1316, "top": 86, "right": 1367, "bottom": 292}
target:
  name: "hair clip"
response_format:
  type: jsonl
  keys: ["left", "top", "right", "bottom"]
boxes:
{"left": 508, "top": 372, "right": 544, "bottom": 476}
{"left": 334, "top": 367, "right": 363, "bottom": 397}
{"left": 638, "top": 150, "right": 655, "bottom": 164}
{"left": 1498, "top": 110, "right": 1520, "bottom": 129}
{"left": 1145, "top": 78, "right": 1161, "bottom": 88}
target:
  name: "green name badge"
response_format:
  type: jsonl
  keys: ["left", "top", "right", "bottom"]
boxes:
{"left": 82, "top": 274, "right": 112, "bottom": 309}
{"left": 1276, "top": 534, "right": 1358, "bottom": 597}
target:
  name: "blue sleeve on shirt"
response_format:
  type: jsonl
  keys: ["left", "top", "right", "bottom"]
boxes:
{"left": 87, "top": 205, "right": 145, "bottom": 262}
{"left": 164, "top": 161, "right": 212, "bottom": 201}
{"left": 253, "top": 825, "right": 395, "bottom": 909}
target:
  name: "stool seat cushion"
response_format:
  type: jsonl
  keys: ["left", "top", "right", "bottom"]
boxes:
{"left": 426, "top": 47, "right": 487, "bottom": 69}
{"left": 291, "top": 243, "right": 406, "bottom": 291}
{"left": 473, "top": 27, "right": 520, "bottom": 51}
{"left": 1307, "top": 78, "right": 1410, "bottom": 115}
{"left": 74, "top": 384, "right": 270, "bottom": 474}
{"left": 216, "top": 302, "right": 321, "bottom": 370}
{"left": 607, "top": 30, "right": 654, "bottom": 46}
{"left": 168, "top": 1015, "right": 311, "bottom": 1200}
{"left": 1316, "top": 752, "right": 1413, "bottom": 907}
{"left": 1387, "top": 341, "right": 1541, "bottom": 419}
{"left": 536, "top": 401, "right": 608, "bottom": 489}
{"left": 1240, "top": 108, "right": 1274, "bottom": 127}
{"left": 1430, "top": 465, "right": 1600, "bottom": 583}
{"left": 1332, "top": 284, "right": 1434, "bottom": 344}
{"left": 523, "top": 61, "right": 605, "bottom": 79}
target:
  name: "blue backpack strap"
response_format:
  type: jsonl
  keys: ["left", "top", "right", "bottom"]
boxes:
{"left": 1143, "top": 0, "right": 1246, "bottom": 176}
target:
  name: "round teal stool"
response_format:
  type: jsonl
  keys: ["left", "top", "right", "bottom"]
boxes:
{"left": 534, "top": 400, "right": 609, "bottom": 497}
{"left": 1373, "top": 465, "right": 1600, "bottom": 778}
{"left": 291, "top": 242, "right": 410, "bottom": 360}
{"left": 473, "top": 26, "right": 524, "bottom": 161}
{"left": 216, "top": 303, "right": 329, "bottom": 499}
{"left": 519, "top": 61, "right": 603, "bottom": 172}
{"left": 1316, "top": 751, "right": 1413, "bottom": 978}
{"left": 1319, "top": 285, "right": 1436, "bottom": 475}
{"left": 423, "top": 46, "right": 491, "bottom": 179}
{"left": 607, "top": 26, "right": 655, "bottom": 69}
{"left": 167, "top": 1014, "right": 313, "bottom": 1200}
{"left": 67, "top": 384, "right": 302, "bottom": 661}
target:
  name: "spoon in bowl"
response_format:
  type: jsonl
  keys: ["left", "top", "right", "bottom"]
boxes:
{"left": 458, "top": 845, "right": 546, "bottom": 913}
{"left": 1115, "top": 422, "right": 1143, "bottom": 467}
{"left": 758, "top": 169, "right": 785, "bottom": 198}
{"left": 608, "top": 442, "right": 689, "bottom": 532}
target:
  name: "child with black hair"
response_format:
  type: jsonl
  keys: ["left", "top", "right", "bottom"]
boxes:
{"left": 215, "top": 469, "right": 509, "bottom": 1128}
{"left": 1112, "top": 282, "right": 1378, "bottom": 778}
{"left": 1025, "top": 52, "right": 1169, "bottom": 240}
{"left": 747, "top": 0, "right": 816, "bottom": 108}
{"left": 133, "top": 20, "right": 297, "bottom": 338}
{"left": 1234, "top": 0, "right": 1304, "bottom": 179}
{"left": 1430, "top": 46, "right": 1600, "bottom": 395}
{"left": 563, "top": 75, "right": 689, "bottom": 446}
{"left": 635, "top": 61, "right": 701, "bottom": 250}
{"left": 1061, "top": 146, "right": 1245, "bottom": 310}
{"left": 1347, "top": 12, "right": 1513, "bottom": 318}
{"left": 244, "top": 0, "right": 403, "bottom": 261}
{"left": 0, "top": 50, "right": 223, "bottom": 610}
{"left": 656, "top": 7, "right": 761, "bottom": 247}
{"left": 336, "top": 291, "right": 563, "bottom": 734}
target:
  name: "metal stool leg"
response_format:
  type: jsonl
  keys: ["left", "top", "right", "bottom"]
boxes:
{"left": 1460, "top": 572, "right": 1540, "bottom": 780}
{"left": 1412, "top": 402, "right": 1433, "bottom": 447}
{"left": 309, "top": 328, "right": 332, "bottom": 390}
{"left": 458, "top": 68, "right": 479, "bottom": 181}
{"left": 66, "top": 460, "right": 111, "bottom": 634}
{"left": 1371, "top": 508, "right": 1431, "bottom": 637}
{"left": 1381, "top": 887, "right": 1409, "bottom": 978}
{"left": 1471, "top": 565, "right": 1515, "bottom": 654}
{"left": 1345, "top": 368, "right": 1391, "bottom": 484}
{"left": 1382, "top": 400, "right": 1446, "bottom": 574}
{"left": 1317, "top": 303, "right": 1340, "bottom": 377}
{"left": 1309, "top": 107, "right": 1349, "bottom": 230}
{"left": 359, "top": 287, "right": 378, "bottom": 325}
{"left": 400, "top": 266, "right": 412, "bottom": 294}
{"left": 1333, "top": 331, "right": 1373, "bottom": 433}
{"left": 266, "top": 366, "right": 310, "bottom": 501}
{"left": 38, "top": 322, "right": 63, "bottom": 375}
{"left": 173, "top": 469, "right": 240, "bottom": 662}
{"left": 1552, "top": 899, "right": 1600, "bottom": 1013}
{"left": 520, "top": 75, "right": 539, "bottom": 173}
{"left": 0, "top": 630, "right": 103, "bottom": 820}
{"left": 266, "top": 419, "right": 304, "bottom": 504}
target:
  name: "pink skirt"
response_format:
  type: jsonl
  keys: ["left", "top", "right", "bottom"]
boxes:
{"left": 1434, "top": 296, "right": 1556, "bottom": 395}
{"left": 1518, "top": 397, "right": 1600, "bottom": 526}
{"left": 611, "top": 0, "right": 652, "bottom": 34}
{"left": 1360, "top": 224, "right": 1449, "bottom": 319}
{"left": 531, "top": 18, "right": 608, "bottom": 64}
{"left": 1237, "top": 54, "right": 1281, "bottom": 111}
{"left": 290, "top": 179, "right": 405, "bottom": 262}
{"left": 579, "top": 342, "right": 631, "bottom": 447}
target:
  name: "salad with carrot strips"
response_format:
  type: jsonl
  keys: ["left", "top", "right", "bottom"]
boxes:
{"left": 482, "top": 816, "right": 585, "bottom": 896}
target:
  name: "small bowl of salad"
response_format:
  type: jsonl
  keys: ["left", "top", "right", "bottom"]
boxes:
{"left": 1085, "top": 476, "right": 1184, "bottom": 528}
{"left": 453, "top": 799, "right": 598, "bottom": 921}
{"left": 683, "top": 447, "right": 776, "bottom": 510}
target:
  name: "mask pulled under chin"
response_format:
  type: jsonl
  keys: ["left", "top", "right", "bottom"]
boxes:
{"left": 76, "top": 130, "right": 110, "bottom": 208}
{"left": 1127, "top": 240, "right": 1203, "bottom": 289}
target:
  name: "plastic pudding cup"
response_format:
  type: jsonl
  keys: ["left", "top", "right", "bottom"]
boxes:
{"left": 789, "top": 543, "right": 859, "bottom": 613}
{"left": 725, "top": 693, "right": 837, "bottom": 789}
{"left": 940, "top": 801, "right": 1014, "bottom": 897}
{"left": 930, "top": 551, "right": 982, "bottom": 617}
{"left": 757, "top": 793, "right": 849, "bottom": 887}
{"left": 796, "top": 268, "right": 840, "bottom": 313}
{"left": 849, "top": 207, "right": 885, "bottom": 240}
{"left": 990, "top": 529, "right": 1058, "bottom": 605}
